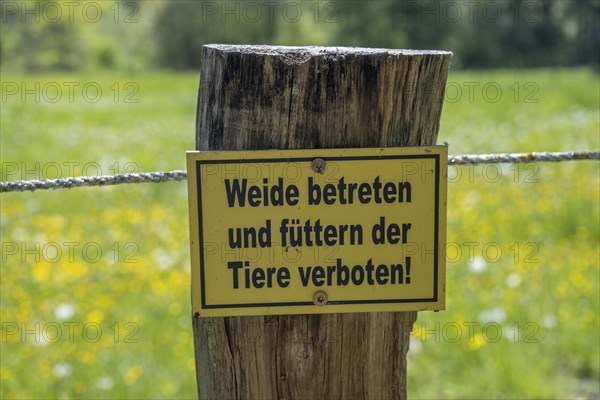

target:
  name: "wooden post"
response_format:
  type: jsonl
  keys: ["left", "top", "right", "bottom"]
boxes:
{"left": 193, "top": 45, "right": 451, "bottom": 399}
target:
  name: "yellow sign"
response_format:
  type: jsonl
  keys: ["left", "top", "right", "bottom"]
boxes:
{"left": 187, "top": 146, "right": 447, "bottom": 317}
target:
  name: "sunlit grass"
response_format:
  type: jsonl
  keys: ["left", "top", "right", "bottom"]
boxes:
{"left": 1, "top": 68, "right": 598, "bottom": 399}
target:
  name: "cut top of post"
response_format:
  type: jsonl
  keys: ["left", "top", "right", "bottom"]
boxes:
{"left": 204, "top": 44, "right": 452, "bottom": 64}
{"left": 198, "top": 44, "right": 452, "bottom": 150}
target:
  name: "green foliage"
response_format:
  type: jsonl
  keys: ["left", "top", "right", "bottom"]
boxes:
{"left": 0, "top": 0, "right": 84, "bottom": 71}
{"left": 0, "top": 68, "right": 598, "bottom": 398}
{"left": 152, "top": 1, "right": 283, "bottom": 69}
{"left": 1, "top": 0, "right": 598, "bottom": 71}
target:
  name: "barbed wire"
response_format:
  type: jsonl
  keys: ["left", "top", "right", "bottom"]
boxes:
{"left": 1, "top": 151, "right": 598, "bottom": 193}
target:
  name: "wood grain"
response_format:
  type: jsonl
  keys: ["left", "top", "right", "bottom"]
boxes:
{"left": 194, "top": 45, "right": 451, "bottom": 399}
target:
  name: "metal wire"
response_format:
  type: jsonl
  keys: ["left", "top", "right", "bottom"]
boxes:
{"left": 1, "top": 151, "right": 598, "bottom": 193}
{"left": 0, "top": 171, "right": 187, "bottom": 193}
{"left": 448, "top": 150, "right": 600, "bottom": 165}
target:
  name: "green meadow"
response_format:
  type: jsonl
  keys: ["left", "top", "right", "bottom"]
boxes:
{"left": 1, "top": 68, "right": 598, "bottom": 399}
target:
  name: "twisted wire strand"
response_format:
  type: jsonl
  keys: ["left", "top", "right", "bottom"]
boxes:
{"left": 1, "top": 171, "right": 188, "bottom": 193}
{"left": 1, "top": 151, "right": 598, "bottom": 193}
{"left": 448, "top": 150, "right": 600, "bottom": 165}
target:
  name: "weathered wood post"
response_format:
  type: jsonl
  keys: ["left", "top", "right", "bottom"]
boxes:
{"left": 192, "top": 45, "right": 451, "bottom": 399}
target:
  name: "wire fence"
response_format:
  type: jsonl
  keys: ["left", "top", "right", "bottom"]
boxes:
{"left": 1, "top": 150, "right": 598, "bottom": 193}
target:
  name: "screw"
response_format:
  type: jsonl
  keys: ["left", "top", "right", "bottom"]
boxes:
{"left": 313, "top": 291, "right": 328, "bottom": 306}
{"left": 311, "top": 158, "right": 326, "bottom": 174}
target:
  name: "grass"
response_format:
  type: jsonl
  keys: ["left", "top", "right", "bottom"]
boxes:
{"left": 1, "top": 68, "right": 598, "bottom": 399}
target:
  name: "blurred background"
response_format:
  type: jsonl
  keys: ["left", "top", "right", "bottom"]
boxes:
{"left": 1, "top": 0, "right": 599, "bottom": 71}
{"left": 1, "top": 1, "right": 599, "bottom": 399}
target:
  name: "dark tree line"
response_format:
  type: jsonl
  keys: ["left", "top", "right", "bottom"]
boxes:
{"left": 154, "top": 0, "right": 600, "bottom": 69}
{"left": 1, "top": 0, "right": 598, "bottom": 71}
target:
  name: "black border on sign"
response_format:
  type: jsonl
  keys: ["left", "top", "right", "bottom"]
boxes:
{"left": 195, "top": 154, "right": 441, "bottom": 309}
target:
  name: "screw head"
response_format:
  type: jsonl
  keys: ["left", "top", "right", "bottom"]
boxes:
{"left": 313, "top": 291, "right": 328, "bottom": 306}
{"left": 311, "top": 158, "right": 326, "bottom": 174}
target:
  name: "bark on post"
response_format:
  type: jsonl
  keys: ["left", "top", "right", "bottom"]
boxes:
{"left": 193, "top": 45, "right": 451, "bottom": 399}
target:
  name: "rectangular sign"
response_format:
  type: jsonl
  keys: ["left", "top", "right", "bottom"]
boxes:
{"left": 187, "top": 146, "right": 447, "bottom": 317}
